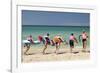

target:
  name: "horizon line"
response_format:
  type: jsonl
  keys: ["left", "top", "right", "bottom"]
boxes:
{"left": 22, "top": 25, "right": 90, "bottom": 27}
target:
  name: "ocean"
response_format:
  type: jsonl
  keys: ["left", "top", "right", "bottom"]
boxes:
{"left": 22, "top": 25, "right": 90, "bottom": 48}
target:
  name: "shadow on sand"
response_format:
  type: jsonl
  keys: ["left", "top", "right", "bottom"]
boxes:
{"left": 57, "top": 51, "right": 67, "bottom": 54}
{"left": 24, "top": 50, "right": 90, "bottom": 56}
{"left": 72, "top": 51, "right": 79, "bottom": 54}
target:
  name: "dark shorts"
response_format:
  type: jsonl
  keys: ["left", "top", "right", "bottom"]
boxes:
{"left": 45, "top": 37, "right": 50, "bottom": 45}
{"left": 24, "top": 43, "right": 30, "bottom": 48}
{"left": 55, "top": 42, "right": 59, "bottom": 45}
{"left": 69, "top": 40, "right": 74, "bottom": 47}
{"left": 46, "top": 40, "right": 51, "bottom": 45}
{"left": 82, "top": 39, "right": 87, "bottom": 42}
{"left": 28, "top": 40, "right": 33, "bottom": 44}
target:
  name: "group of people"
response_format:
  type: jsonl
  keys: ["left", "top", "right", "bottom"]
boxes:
{"left": 23, "top": 31, "right": 89, "bottom": 55}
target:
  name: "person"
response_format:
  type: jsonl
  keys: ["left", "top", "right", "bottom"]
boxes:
{"left": 53, "top": 35, "right": 63, "bottom": 54}
{"left": 27, "top": 35, "right": 34, "bottom": 44}
{"left": 43, "top": 33, "right": 51, "bottom": 54}
{"left": 38, "top": 35, "right": 45, "bottom": 44}
{"left": 69, "top": 33, "right": 78, "bottom": 53}
{"left": 79, "top": 31, "right": 88, "bottom": 52}
{"left": 38, "top": 35, "right": 43, "bottom": 42}
{"left": 24, "top": 35, "right": 34, "bottom": 55}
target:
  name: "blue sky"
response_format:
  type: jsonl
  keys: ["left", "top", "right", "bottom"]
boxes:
{"left": 22, "top": 10, "right": 90, "bottom": 26}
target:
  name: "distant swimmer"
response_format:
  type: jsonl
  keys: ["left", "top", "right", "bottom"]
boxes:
{"left": 69, "top": 33, "right": 78, "bottom": 53}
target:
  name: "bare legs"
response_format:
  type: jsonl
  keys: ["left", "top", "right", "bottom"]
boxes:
{"left": 43, "top": 44, "right": 47, "bottom": 54}
{"left": 24, "top": 43, "right": 30, "bottom": 55}
{"left": 55, "top": 42, "right": 61, "bottom": 54}
{"left": 43, "top": 43, "right": 60, "bottom": 54}
{"left": 55, "top": 44, "right": 59, "bottom": 54}
{"left": 70, "top": 46, "right": 74, "bottom": 53}
{"left": 82, "top": 41, "right": 87, "bottom": 52}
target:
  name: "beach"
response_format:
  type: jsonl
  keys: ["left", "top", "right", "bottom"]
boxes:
{"left": 22, "top": 11, "right": 90, "bottom": 63}
{"left": 22, "top": 44, "right": 90, "bottom": 63}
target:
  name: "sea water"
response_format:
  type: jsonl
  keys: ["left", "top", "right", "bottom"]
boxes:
{"left": 22, "top": 25, "right": 90, "bottom": 48}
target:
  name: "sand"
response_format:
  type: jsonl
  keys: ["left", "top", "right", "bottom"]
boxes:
{"left": 22, "top": 45, "right": 90, "bottom": 63}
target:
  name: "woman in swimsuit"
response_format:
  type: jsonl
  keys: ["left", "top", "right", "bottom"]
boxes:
{"left": 24, "top": 35, "right": 34, "bottom": 55}
{"left": 53, "top": 35, "right": 63, "bottom": 54}
{"left": 79, "top": 31, "right": 88, "bottom": 52}
{"left": 69, "top": 33, "right": 78, "bottom": 53}
{"left": 43, "top": 33, "right": 51, "bottom": 54}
